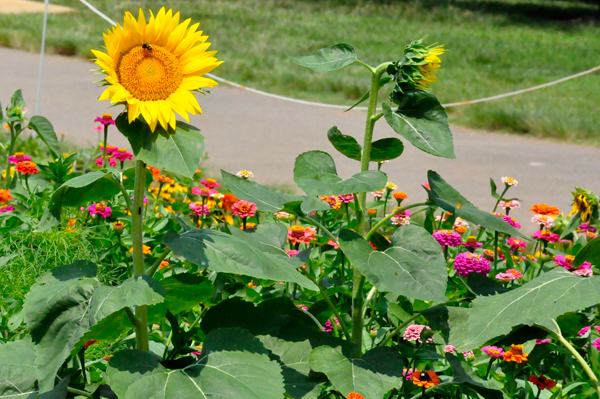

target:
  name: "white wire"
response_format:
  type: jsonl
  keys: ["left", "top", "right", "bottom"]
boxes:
{"left": 69, "top": 0, "right": 600, "bottom": 111}
{"left": 34, "top": 0, "right": 50, "bottom": 115}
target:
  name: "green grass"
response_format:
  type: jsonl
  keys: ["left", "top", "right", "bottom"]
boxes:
{"left": 1, "top": 0, "right": 600, "bottom": 142}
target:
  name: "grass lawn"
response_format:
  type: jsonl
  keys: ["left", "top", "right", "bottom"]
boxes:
{"left": 1, "top": 0, "right": 599, "bottom": 142}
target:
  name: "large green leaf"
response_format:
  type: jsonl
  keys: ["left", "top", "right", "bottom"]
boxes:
{"left": 383, "top": 90, "right": 454, "bottom": 159}
{"left": 294, "top": 151, "right": 386, "bottom": 196}
{"left": 427, "top": 171, "right": 526, "bottom": 238}
{"left": 106, "top": 328, "right": 285, "bottom": 399}
{"left": 164, "top": 229, "right": 317, "bottom": 290}
{"left": 573, "top": 235, "right": 600, "bottom": 268}
{"left": 28, "top": 116, "right": 61, "bottom": 159}
{"left": 339, "top": 226, "right": 447, "bottom": 302}
{"left": 116, "top": 113, "right": 203, "bottom": 178}
{"left": 370, "top": 138, "right": 404, "bottom": 162}
{"left": 0, "top": 338, "right": 38, "bottom": 398}
{"left": 22, "top": 261, "right": 165, "bottom": 391}
{"left": 445, "top": 354, "right": 503, "bottom": 398}
{"left": 221, "top": 170, "right": 302, "bottom": 213}
{"left": 288, "top": 44, "right": 357, "bottom": 72}
{"left": 309, "top": 346, "right": 402, "bottom": 399}
{"left": 327, "top": 126, "right": 362, "bottom": 161}
{"left": 160, "top": 273, "right": 214, "bottom": 314}
{"left": 451, "top": 269, "right": 600, "bottom": 351}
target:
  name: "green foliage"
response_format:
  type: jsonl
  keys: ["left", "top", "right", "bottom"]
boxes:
{"left": 327, "top": 127, "right": 404, "bottom": 162}
{"left": 289, "top": 43, "right": 357, "bottom": 72}
{"left": 0, "top": 338, "right": 38, "bottom": 398}
{"left": 27, "top": 116, "right": 60, "bottom": 159}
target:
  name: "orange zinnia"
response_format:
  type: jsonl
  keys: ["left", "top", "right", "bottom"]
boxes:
{"left": 220, "top": 193, "right": 239, "bottom": 212}
{"left": 347, "top": 394, "right": 365, "bottom": 399}
{"left": 129, "top": 245, "right": 151, "bottom": 255}
{"left": 16, "top": 161, "right": 39, "bottom": 175}
{"left": 503, "top": 344, "right": 528, "bottom": 363}
{"left": 159, "top": 260, "right": 170, "bottom": 270}
{"left": 412, "top": 370, "right": 440, "bottom": 388}
{"left": 393, "top": 192, "right": 408, "bottom": 200}
{"left": 529, "top": 204, "right": 559, "bottom": 217}
{"left": 0, "top": 189, "right": 12, "bottom": 204}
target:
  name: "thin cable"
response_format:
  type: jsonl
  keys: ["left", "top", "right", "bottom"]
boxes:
{"left": 74, "top": 0, "right": 600, "bottom": 110}
{"left": 34, "top": 0, "right": 50, "bottom": 115}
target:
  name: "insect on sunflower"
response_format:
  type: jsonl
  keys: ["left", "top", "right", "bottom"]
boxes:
{"left": 92, "top": 8, "right": 223, "bottom": 131}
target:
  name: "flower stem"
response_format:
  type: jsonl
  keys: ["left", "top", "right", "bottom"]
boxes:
{"left": 4, "top": 124, "right": 16, "bottom": 189}
{"left": 365, "top": 202, "right": 429, "bottom": 241}
{"left": 353, "top": 61, "right": 391, "bottom": 353}
{"left": 132, "top": 159, "right": 149, "bottom": 352}
{"left": 147, "top": 248, "right": 172, "bottom": 278}
{"left": 102, "top": 125, "right": 109, "bottom": 168}
{"left": 379, "top": 313, "right": 421, "bottom": 347}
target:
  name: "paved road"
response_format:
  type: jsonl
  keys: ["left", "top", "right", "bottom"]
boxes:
{"left": 1, "top": 46, "right": 599, "bottom": 234}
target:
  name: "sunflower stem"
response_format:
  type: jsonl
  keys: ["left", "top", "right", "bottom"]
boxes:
{"left": 353, "top": 62, "right": 390, "bottom": 355}
{"left": 132, "top": 159, "right": 149, "bottom": 352}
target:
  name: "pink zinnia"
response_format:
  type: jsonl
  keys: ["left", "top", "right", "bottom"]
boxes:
{"left": 88, "top": 203, "right": 111, "bottom": 218}
{"left": 495, "top": 268, "right": 523, "bottom": 281}
{"left": 99, "top": 144, "right": 117, "bottom": 155}
{"left": 534, "top": 230, "right": 559, "bottom": 242}
{"left": 288, "top": 226, "right": 317, "bottom": 245}
{"left": 462, "top": 236, "right": 483, "bottom": 249}
{"left": 536, "top": 339, "right": 552, "bottom": 345}
{"left": 112, "top": 148, "right": 133, "bottom": 161}
{"left": 554, "top": 255, "right": 575, "bottom": 270}
{"left": 95, "top": 156, "right": 117, "bottom": 167}
{"left": 286, "top": 249, "right": 300, "bottom": 257}
{"left": 201, "top": 178, "right": 220, "bottom": 189}
{"left": 507, "top": 238, "right": 527, "bottom": 252}
{"left": 463, "top": 351, "right": 475, "bottom": 360}
{"left": 189, "top": 202, "right": 210, "bottom": 217}
{"left": 454, "top": 252, "right": 491, "bottom": 276}
{"left": 8, "top": 153, "right": 31, "bottom": 164}
{"left": 94, "top": 114, "right": 115, "bottom": 125}
{"left": 231, "top": 200, "right": 257, "bottom": 218}
{"left": 578, "top": 326, "right": 591, "bottom": 337}
{"left": 338, "top": 194, "right": 354, "bottom": 203}
{"left": 403, "top": 324, "right": 434, "bottom": 343}
{"left": 391, "top": 209, "right": 412, "bottom": 226}
{"left": 481, "top": 345, "right": 505, "bottom": 358}
{"left": 579, "top": 223, "right": 597, "bottom": 233}
{"left": 444, "top": 345, "right": 457, "bottom": 353}
{"left": 403, "top": 368, "right": 417, "bottom": 381}
{"left": 503, "top": 215, "right": 521, "bottom": 229}
{"left": 593, "top": 338, "right": 600, "bottom": 352}
{"left": 499, "top": 200, "right": 520, "bottom": 209}
{"left": 327, "top": 240, "right": 339, "bottom": 249}
{"left": 192, "top": 187, "right": 217, "bottom": 197}
{"left": 432, "top": 229, "right": 462, "bottom": 247}
{"left": 532, "top": 214, "right": 555, "bottom": 229}
{"left": 0, "top": 205, "right": 14, "bottom": 213}
{"left": 574, "top": 264, "right": 593, "bottom": 277}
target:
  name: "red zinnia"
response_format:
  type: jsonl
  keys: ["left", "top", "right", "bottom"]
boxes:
{"left": 528, "top": 374, "right": 556, "bottom": 390}
{"left": 16, "top": 161, "right": 39, "bottom": 175}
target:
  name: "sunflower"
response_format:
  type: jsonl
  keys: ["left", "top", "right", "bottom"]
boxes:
{"left": 92, "top": 8, "right": 223, "bottom": 132}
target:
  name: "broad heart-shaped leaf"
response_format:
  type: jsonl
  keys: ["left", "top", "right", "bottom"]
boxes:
{"left": 0, "top": 338, "right": 38, "bottom": 398}
{"left": 573, "top": 235, "right": 600, "bottom": 268}
{"left": 451, "top": 269, "right": 600, "bottom": 351}
{"left": 427, "top": 170, "right": 527, "bottom": 239}
{"left": 339, "top": 226, "right": 448, "bottom": 302}
{"left": 327, "top": 126, "right": 361, "bottom": 161}
{"left": 159, "top": 273, "right": 214, "bottom": 314}
{"left": 370, "top": 137, "right": 404, "bottom": 162}
{"left": 22, "top": 261, "right": 165, "bottom": 392}
{"left": 383, "top": 90, "right": 455, "bottom": 159}
{"left": 116, "top": 113, "right": 203, "bottom": 178}
{"left": 10, "top": 89, "right": 26, "bottom": 109}
{"left": 106, "top": 328, "right": 285, "bottom": 399}
{"left": 309, "top": 346, "right": 403, "bottom": 399}
{"left": 294, "top": 151, "right": 386, "bottom": 197}
{"left": 222, "top": 170, "right": 303, "bottom": 213}
{"left": 445, "top": 354, "right": 503, "bottom": 399}
{"left": 163, "top": 229, "right": 317, "bottom": 290}
{"left": 288, "top": 43, "right": 357, "bottom": 72}
{"left": 28, "top": 116, "right": 61, "bottom": 158}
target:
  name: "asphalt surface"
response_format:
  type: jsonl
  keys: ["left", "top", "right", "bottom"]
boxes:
{"left": 2, "top": 46, "right": 599, "bottom": 234}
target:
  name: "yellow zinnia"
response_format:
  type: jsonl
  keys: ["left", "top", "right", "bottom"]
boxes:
{"left": 92, "top": 8, "right": 223, "bottom": 132}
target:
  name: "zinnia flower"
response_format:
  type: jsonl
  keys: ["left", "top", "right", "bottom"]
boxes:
{"left": 347, "top": 393, "right": 365, "bottom": 399}
{"left": 16, "top": 161, "right": 39, "bottom": 175}
{"left": 231, "top": 200, "right": 257, "bottom": 219}
{"left": 531, "top": 214, "right": 555, "bottom": 229}
{"left": 593, "top": 338, "right": 600, "bottom": 351}
{"left": 534, "top": 230, "right": 559, "bottom": 242}
{"left": 385, "top": 182, "right": 398, "bottom": 191}
{"left": 501, "top": 177, "right": 518, "bottom": 186}
{"left": 530, "top": 204, "right": 560, "bottom": 217}
{"left": 554, "top": 255, "right": 577, "bottom": 270}
{"left": 536, "top": 338, "right": 551, "bottom": 345}
{"left": 403, "top": 324, "right": 434, "bottom": 343}
{"left": 236, "top": 170, "right": 254, "bottom": 179}
{"left": 189, "top": 202, "right": 210, "bottom": 217}
{"left": 0, "top": 189, "right": 12, "bottom": 204}
{"left": 321, "top": 195, "right": 342, "bottom": 210}
{"left": 372, "top": 189, "right": 385, "bottom": 199}
{"left": 288, "top": 225, "right": 317, "bottom": 245}
{"left": 219, "top": 194, "right": 239, "bottom": 212}
{"left": 528, "top": 375, "right": 556, "bottom": 390}
{"left": 0, "top": 205, "right": 15, "bottom": 213}
{"left": 8, "top": 152, "right": 31, "bottom": 164}
{"left": 192, "top": 186, "right": 217, "bottom": 197}
{"left": 503, "top": 344, "right": 528, "bottom": 363}
{"left": 393, "top": 192, "right": 407, "bottom": 200}
{"left": 113, "top": 221, "right": 125, "bottom": 231}
{"left": 579, "top": 326, "right": 591, "bottom": 337}
{"left": 129, "top": 245, "right": 151, "bottom": 254}
{"left": 462, "top": 236, "right": 483, "bottom": 249}
{"left": 432, "top": 229, "right": 462, "bottom": 247}
{"left": 201, "top": 178, "right": 220, "bottom": 189}
{"left": 444, "top": 345, "right": 456, "bottom": 353}
{"left": 499, "top": 199, "right": 520, "bottom": 209}
{"left": 94, "top": 113, "right": 115, "bottom": 125}
{"left": 453, "top": 252, "right": 491, "bottom": 276}
{"left": 88, "top": 203, "right": 112, "bottom": 218}
{"left": 274, "top": 211, "right": 291, "bottom": 220}
{"left": 481, "top": 345, "right": 505, "bottom": 358}
{"left": 338, "top": 194, "right": 354, "bottom": 203}
{"left": 93, "top": 8, "right": 223, "bottom": 131}
{"left": 286, "top": 249, "right": 300, "bottom": 257}
{"left": 495, "top": 269, "right": 523, "bottom": 282}
{"left": 412, "top": 370, "right": 440, "bottom": 388}
{"left": 507, "top": 238, "right": 527, "bottom": 251}
{"left": 391, "top": 209, "right": 411, "bottom": 226}
{"left": 95, "top": 156, "right": 117, "bottom": 167}
{"left": 112, "top": 148, "right": 134, "bottom": 161}
{"left": 403, "top": 368, "right": 417, "bottom": 381}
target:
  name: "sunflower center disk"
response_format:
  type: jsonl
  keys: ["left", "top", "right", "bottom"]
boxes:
{"left": 118, "top": 45, "right": 183, "bottom": 101}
